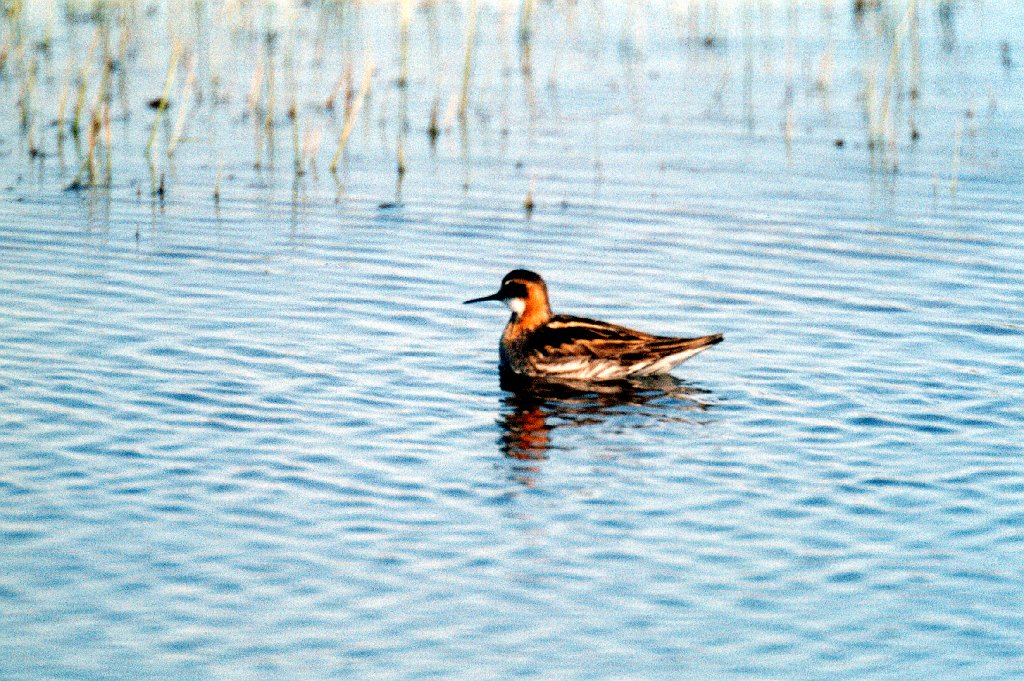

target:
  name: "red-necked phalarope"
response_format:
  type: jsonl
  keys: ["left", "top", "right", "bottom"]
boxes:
{"left": 465, "top": 269, "right": 723, "bottom": 381}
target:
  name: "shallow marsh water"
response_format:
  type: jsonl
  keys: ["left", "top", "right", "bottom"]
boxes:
{"left": 1, "top": 0, "right": 1023, "bottom": 677}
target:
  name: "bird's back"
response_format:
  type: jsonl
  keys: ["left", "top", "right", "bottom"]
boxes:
{"left": 507, "top": 314, "right": 722, "bottom": 380}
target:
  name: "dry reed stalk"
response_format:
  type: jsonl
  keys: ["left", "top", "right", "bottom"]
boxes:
{"left": 329, "top": 58, "right": 373, "bottom": 173}
{"left": 68, "top": 45, "right": 114, "bottom": 189}
{"left": 19, "top": 56, "right": 35, "bottom": 132}
{"left": 56, "top": 62, "right": 71, "bottom": 151}
{"left": 878, "top": 0, "right": 917, "bottom": 163}
{"left": 292, "top": 96, "right": 302, "bottom": 175}
{"left": 102, "top": 101, "right": 112, "bottom": 184}
{"left": 459, "top": 0, "right": 478, "bottom": 120}
{"left": 167, "top": 59, "right": 197, "bottom": 157}
{"left": 864, "top": 68, "right": 878, "bottom": 149}
{"left": 302, "top": 127, "right": 323, "bottom": 175}
{"left": 72, "top": 31, "right": 102, "bottom": 141}
{"left": 264, "top": 44, "right": 275, "bottom": 153}
{"left": 428, "top": 97, "right": 440, "bottom": 143}
{"left": 442, "top": 90, "right": 460, "bottom": 131}
{"left": 519, "top": 0, "right": 536, "bottom": 42}
{"left": 399, "top": 0, "right": 413, "bottom": 88}
{"left": 87, "top": 112, "right": 99, "bottom": 182}
{"left": 247, "top": 58, "right": 265, "bottom": 113}
{"left": 325, "top": 61, "right": 351, "bottom": 110}
{"left": 146, "top": 42, "right": 182, "bottom": 161}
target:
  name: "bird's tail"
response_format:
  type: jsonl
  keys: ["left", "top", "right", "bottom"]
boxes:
{"left": 652, "top": 333, "right": 724, "bottom": 354}
{"left": 633, "top": 333, "right": 723, "bottom": 375}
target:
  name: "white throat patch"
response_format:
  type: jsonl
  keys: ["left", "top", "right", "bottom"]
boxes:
{"left": 505, "top": 298, "right": 526, "bottom": 316}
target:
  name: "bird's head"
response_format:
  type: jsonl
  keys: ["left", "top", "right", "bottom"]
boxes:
{"left": 464, "top": 269, "right": 551, "bottom": 320}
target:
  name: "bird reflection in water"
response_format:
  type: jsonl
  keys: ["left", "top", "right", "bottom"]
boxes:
{"left": 497, "top": 368, "right": 716, "bottom": 484}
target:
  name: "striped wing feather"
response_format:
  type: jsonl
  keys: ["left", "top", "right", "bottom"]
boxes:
{"left": 527, "top": 315, "right": 721, "bottom": 378}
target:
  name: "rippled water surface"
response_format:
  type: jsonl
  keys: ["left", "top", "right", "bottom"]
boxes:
{"left": 2, "top": 1, "right": 1023, "bottom": 677}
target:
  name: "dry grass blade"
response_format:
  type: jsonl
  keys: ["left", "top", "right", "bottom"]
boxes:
{"left": 146, "top": 42, "right": 182, "bottom": 161}
{"left": 329, "top": 58, "right": 373, "bottom": 173}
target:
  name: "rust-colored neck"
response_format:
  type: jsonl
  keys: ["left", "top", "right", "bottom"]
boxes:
{"left": 502, "top": 282, "right": 552, "bottom": 340}
{"left": 517, "top": 282, "right": 552, "bottom": 331}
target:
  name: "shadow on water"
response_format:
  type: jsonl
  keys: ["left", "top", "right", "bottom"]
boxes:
{"left": 497, "top": 369, "right": 717, "bottom": 485}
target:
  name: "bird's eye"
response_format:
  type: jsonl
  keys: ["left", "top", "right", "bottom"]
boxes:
{"left": 503, "top": 282, "right": 528, "bottom": 298}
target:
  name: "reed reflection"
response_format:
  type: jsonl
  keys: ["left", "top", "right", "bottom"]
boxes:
{"left": 498, "top": 369, "right": 716, "bottom": 470}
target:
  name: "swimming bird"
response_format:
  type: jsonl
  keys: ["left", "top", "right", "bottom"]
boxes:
{"left": 464, "top": 269, "right": 723, "bottom": 381}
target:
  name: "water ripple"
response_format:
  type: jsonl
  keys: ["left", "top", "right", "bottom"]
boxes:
{"left": 2, "top": 2, "right": 1024, "bottom": 678}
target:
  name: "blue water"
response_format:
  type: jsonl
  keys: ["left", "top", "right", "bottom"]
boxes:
{"left": 1, "top": 1, "right": 1023, "bottom": 678}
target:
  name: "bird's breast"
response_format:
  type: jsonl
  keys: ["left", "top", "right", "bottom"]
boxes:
{"left": 500, "top": 320, "right": 531, "bottom": 373}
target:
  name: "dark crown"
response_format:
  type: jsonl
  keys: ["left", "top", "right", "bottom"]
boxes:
{"left": 502, "top": 269, "right": 544, "bottom": 285}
